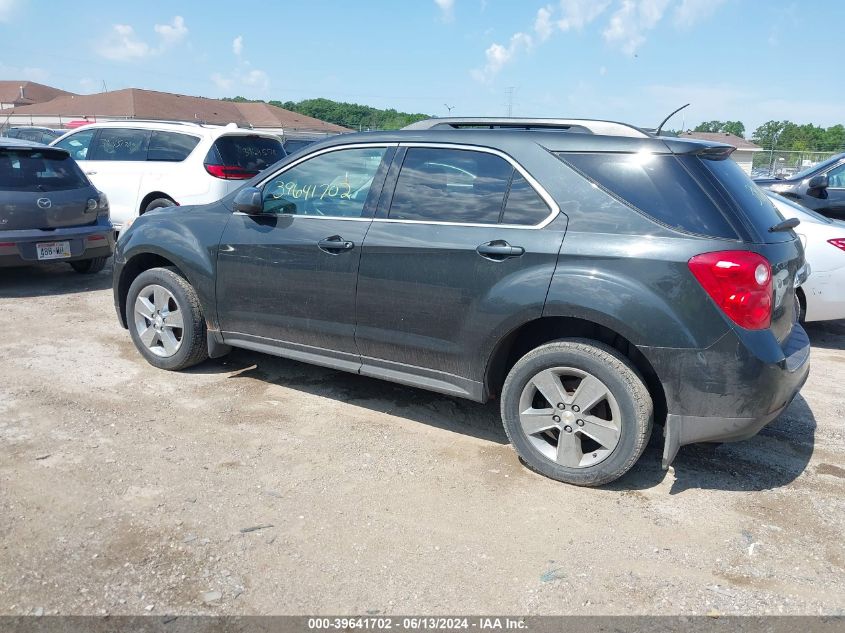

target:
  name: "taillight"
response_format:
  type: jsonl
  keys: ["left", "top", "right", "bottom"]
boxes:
{"left": 204, "top": 164, "right": 255, "bottom": 180}
{"left": 828, "top": 238, "right": 845, "bottom": 252}
{"left": 688, "top": 251, "right": 773, "bottom": 330}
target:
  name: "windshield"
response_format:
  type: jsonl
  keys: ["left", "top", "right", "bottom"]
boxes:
{"left": 790, "top": 155, "right": 843, "bottom": 181}
{"left": 0, "top": 148, "right": 90, "bottom": 191}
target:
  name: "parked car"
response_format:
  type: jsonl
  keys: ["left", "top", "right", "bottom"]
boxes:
{"left": 0, "top": 137, "right": 114, "bottom": 272}
{"left": 113, "top": 117, "right": 810, "bottom": 486}
{"left": 755, "top": 153, "right": 845, "bottom": 220}
{"left": 282, "top": 137, "right": 319, "bottom": 155}
{"left": 766, "top": 190, "right": 845, "bottom": 322}
{"left": 50, "top": 121, "right": 286, "bottom": 230}
{"left": 1, "top": 126, "right": 65, "bottom": 145}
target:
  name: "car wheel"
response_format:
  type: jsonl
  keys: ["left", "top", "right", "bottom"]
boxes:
{"left": 126, "top": 267, "right": 209, "bottom": 371}
{"left": 69, "top": 256, "right": 108, "bottom": 274}
{"left": 143, "top": 197, "right": 176, "bottom": 213}
{"left": 500, "top": 339, "right": 653, "bottom": 486}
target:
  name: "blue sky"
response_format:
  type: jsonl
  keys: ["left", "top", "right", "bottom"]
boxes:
{"left": 0, "top": 0, "right": 841, "bottom": 134}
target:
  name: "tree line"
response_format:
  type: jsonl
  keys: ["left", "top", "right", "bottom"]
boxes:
{"left": 223, "top": 96, "right": 430, "bottom": 130}
{"left": 675, "top": 119, "right": 845, "bottom": 152}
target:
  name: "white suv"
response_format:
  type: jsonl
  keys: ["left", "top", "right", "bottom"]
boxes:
{"left": 51, "top": 121, "right": 285, "bottom": 229}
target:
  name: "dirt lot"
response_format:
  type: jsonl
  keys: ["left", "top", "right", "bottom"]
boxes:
{"left": 0, "top": 262, "right": 843, "bottom": 616}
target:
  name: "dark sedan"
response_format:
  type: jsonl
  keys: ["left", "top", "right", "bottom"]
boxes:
{"left": 755, "top": 153, "right": 845, "bottom": 219}
{"left": 0, "top": 138, "right": 114, "bottom": 272}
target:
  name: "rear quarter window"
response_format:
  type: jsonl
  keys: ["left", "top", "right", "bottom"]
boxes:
{"left": 558, "top": 152, "right": 739, "bottom": 239}
{"left": 0, "top": 149, "right": 89, "bottom": 191}
{"left": 148, "top": 131, "right": 200, "bottom": 162}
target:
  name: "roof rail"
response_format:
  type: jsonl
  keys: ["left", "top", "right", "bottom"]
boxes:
{"left": 402, "top": 117, "right": 651, "bottom": 138}
{"left": 110, "top": 118, "right": 218, "bottom": 127}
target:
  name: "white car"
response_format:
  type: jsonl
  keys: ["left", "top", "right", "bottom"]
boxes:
{"left": 767, "top": 191, "right": 845, "bottom": 322}
{"left": 51, "top": 121, "right": 285, "bottom": 229}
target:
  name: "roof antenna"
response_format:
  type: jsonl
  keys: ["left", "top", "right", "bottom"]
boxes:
{"left": 655, "top": 103, "right": 690, "bottom": 136}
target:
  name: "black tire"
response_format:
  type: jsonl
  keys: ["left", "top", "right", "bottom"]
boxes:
{"left": 143, "top": 197, "right": 176, "bottom": 213}
{"left": 796, "top": 288, "right": 807, "bottom": 324}
{"left": 125, "top": 267, "right": 208, "bottom": 371}
{"left": 501, "top": 339, "right": 653, "bottom": 486}
{"left": 69, "top": 256, "right": 108, "bottom": 274}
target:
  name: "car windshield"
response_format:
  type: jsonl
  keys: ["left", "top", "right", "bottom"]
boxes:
{"left": 790, "top": 155, "right": 843, "bottom": 180}
{"left": 0, "top": 148, "right": 89, "bottom": 191}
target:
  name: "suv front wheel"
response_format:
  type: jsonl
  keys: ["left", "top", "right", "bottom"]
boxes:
{"left": 501, "top": 339, "right": 653, "bottom": 486}
{"left": 126, "top": 267, "right": 209, "bottom": 370}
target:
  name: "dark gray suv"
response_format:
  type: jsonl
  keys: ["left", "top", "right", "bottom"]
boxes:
{"left": 113, "top": 118, "right": 810, "bottom": 486}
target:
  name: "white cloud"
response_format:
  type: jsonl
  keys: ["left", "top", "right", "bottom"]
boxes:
{"left": 211, "top": 73, "right": 233, "bottom": 91}
{"left": 557, "top": 0, "right": 611, "bottom": 31}
{"left": 232, "top": 35, "right": 243, "bottom": 56}
{"left": 472, "top": 32, "right": 533, "bottom": 82}
{"left": 243, "top": 69, "right": 269, "bottom": 90}
{"left": 154, "top": 15, "right": 188, "bottom": 47}
{"left": 0, "top": 0, "right": 22, "bottom": 22}
{"left": 96, "top": 15, "right": 188, "bottom": 61}
{"left": 673, "top": 0, "right": 726, "bottom": 28}
{"left": 434, "top": 0, "right": 455, "bottom": 21}
{"left": 534, "top": 6, "right": 554, "bottom": 41}
{"left": 0, "top": 61, "right": 48, "bottom": 82}
{"left": 603, "top": 0, "right": 671, "bottom": 55}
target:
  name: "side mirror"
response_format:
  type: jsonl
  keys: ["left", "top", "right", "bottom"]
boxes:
{"left": 807, "top": 174, "right": 828, "bottom": 190}
{"left": 232, "top": 187, "right": 264, "bottom": 215}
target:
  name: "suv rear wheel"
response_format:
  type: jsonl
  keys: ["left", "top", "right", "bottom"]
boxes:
{"left": 501, "top": 339, "right": 653, "bottom": 486}
{"left": 126, "top": 267, "right": 208, "bottom": 370}
{"left": 143, "top": 197, "right": 176, "bottom": 213}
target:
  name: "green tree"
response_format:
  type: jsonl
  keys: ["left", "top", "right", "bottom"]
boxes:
{"left": 693, "top": 120, "right": 745, "bottom": 137}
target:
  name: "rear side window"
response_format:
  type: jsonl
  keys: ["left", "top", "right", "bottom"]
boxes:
{"left": 559, "top": 152, "right": 738, "bottom": 239}
{"left": 697, "top": 156, "right": 789, "bottom": 241}
{"left": 148, "top": 131, "right": 200, "bottom": 162}
{"left": 89, "top": 128, "right": 150, "bottom": 161}
{"left": 207, "top": 135, "right": 285, "bottom": 175}
{"left": 0, "top": 149, "right": 89, "bottom": 191}
{"left": 389, "top": 147, "right": 513, "bottom": 224}
{"left": 502, "top": 173, "right": 550, "bottom": 225}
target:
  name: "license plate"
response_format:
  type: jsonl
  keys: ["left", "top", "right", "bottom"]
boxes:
{"left": 36, "top": 241, "right": 72, "bottom": 260}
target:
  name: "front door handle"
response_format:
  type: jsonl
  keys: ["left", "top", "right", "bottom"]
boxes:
{"left": 476, "top": 240, "right": 525, "bottom": 261}
{"left": 85, "top": 171, "right": 97, "bottom": 176}
{"left": 317, "top": 235, "right": 354, "bottom": 254}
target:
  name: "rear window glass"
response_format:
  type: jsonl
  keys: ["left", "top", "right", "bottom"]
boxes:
{"left": 148, "top": 131, "right": 200, "bottom": 162}
{"left": 283, "top": 139, "right": 315, "bottom": 155}
{"left": 0, "top": 149, "right": 89, "bottom": 191}
{"left": 208, "top": 136, "right": 284, "bottom": 174}
{"left": 697, "top": 156, "right": 787, "bottom": 239}
{"left": 558, "top": 152, "right": 738, "bottom": 239}
{"left": 389, "top": 147, "right": 513, "bottom": 224}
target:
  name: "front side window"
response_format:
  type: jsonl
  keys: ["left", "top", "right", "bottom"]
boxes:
{"left": 262, "top": 147, "right": 387, "bottom": 217}
{"left": 53, "top": 128, "right": 96, "bottom": 161}
{"left": 825, "top": 162, "right": 845, "bottom": 188}
{"left": 89, "top": 128, "right": 150, "bottom": 161}
{"left": 148, "top": 131, "right": 200, "bottom": 162}
{"left": 388, "top": 148, "right": 512, "bottom": 224}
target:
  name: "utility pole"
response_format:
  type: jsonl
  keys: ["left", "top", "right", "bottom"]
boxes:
{"left": 504, "top": 87, "right": 515, "bottom": 117}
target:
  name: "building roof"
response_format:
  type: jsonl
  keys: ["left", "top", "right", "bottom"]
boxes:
{"left": 0, "top": 88, "right": 349, "bottom": 133}
{"left": 679, "top": 131, "right": 762, "bottom": 151}
{"left": 0, "top": 80, "right": 75, "bottom": 106}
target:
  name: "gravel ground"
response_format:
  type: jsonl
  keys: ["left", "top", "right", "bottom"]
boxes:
{"left": 0, "top": 262, "right": 843, "bottom": 616}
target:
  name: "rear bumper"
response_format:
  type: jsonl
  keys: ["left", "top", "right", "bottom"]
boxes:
{"left": 0, "top": 222, "right": 115, "bottom": 267}
{"left": 640, "top": 324, "right": 811, "bottom": 468}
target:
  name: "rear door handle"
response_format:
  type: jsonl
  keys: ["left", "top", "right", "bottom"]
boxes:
{"left": 317, "top": 235, "right": 355, "bottom": 254}
{"left": 476, "top": 241, "right": 525, "bottom": 261}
